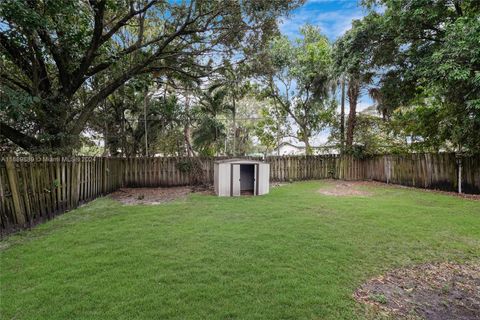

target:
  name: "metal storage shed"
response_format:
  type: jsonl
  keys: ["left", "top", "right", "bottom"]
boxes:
{"left": 214, "top": 159, "right": 270, "bottom": 196}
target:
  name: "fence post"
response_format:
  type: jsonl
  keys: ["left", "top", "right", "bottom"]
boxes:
{"left": 5, "top": 159, "right": 25, "bottom": 225}
{"left": 456, "top": 154, "right": 462, "bottom": 194}
{"left": 102, "top": 157, "right": 107, "bottom": 194}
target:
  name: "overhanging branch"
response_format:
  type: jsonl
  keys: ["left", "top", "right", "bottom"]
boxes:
{"left": 0, "top": 122, "right": 43, "bottom": 151}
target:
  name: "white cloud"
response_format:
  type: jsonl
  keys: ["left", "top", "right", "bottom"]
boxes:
{"left": 312, "top": 129, "right": 331, "bottom": 144}
{"left": 279, "top": 3, "right": 365, "bottom": 40}
{"left": 356, "top": 100, "right": 372, "bottom": 112}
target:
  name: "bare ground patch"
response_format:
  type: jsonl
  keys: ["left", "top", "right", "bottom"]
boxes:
{"left": 109, "top": 186, "right": 213, "bottom": 205}
{"left": 271, "top": 182, "right": 288, "bottom": 188}
{"left": 317, "top": 180, "right": 373, "bottom": 196}
{"left": 355, "top": 262, "right": 480, "bottom": 320}
{"left": 317, "top": 180, "right": 480, "bottom": 200}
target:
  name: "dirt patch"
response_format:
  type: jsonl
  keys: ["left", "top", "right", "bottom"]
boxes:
{"left": 317, "top": 180, "right": 480, "bottom": 200}
{"left": 110, "top": 186, "right": 204, "bottom": 205}
{"left": 318, "top": 181, "right": 373, "bottom": 196}
{"left": 271, "top": 182, "right": 288, "bottom": 188}
{"left": 355, "top": 262, "right": 480, "bottom": 320}
{"left": 360, "top": 180, "right": 480, "bottom": 201}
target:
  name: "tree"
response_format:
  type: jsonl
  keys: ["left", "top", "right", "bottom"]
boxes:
{"left": 220, "top": 62, "right": 251, "bottom": 156}
{"left": 358, "top": 0, "right": 480, "bottom": 153}
{"left": 192, "top": 82, "right": 232, "bottom": 156}
{"left": 88, "top": 77, "right": 186, "bottom": 157}
{"left": 227, "top": 93, "right": 268, "bottom": 156}
{"left": 256, "top": 106, "right": 289, "bottom": 155}
{"left": 260, "top": 25, "right": 334, "bottom": 154}
{"left": 333, "top": 19, "right": 374, "bottom": 151}
{"left": 0, "top": 0, "right": 302, "bottom": 153}
{"left": 329, "top": 108, "right": 408, "bottom": 157}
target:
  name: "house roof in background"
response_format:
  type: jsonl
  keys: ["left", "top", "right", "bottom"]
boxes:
{"left": 276, "top": 142, "right": 338, "bottom": 150}
{"left": 214, "top": 158, "right": 265, "bottom": 164}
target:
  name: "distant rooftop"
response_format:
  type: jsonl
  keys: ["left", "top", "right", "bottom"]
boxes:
{"left": 214, "top": 158, "right": 265, "bottom": 164}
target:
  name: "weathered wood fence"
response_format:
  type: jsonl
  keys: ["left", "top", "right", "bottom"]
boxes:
{"left": 365, "top": 153, "right": 480, "bottom": 194}
{"left": 1, "top": 153, "right": 478, "bottom": 234}
{"left": 0, "top": 157, "right": 124, "bottom": 233}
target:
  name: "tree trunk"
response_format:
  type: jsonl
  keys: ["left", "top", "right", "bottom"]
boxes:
{"left": 301, "top": 126, "right": 312, "bottom": 155}
{"left": 183, "top": 93, "right": 194, "bottom": 157}
{"left": 232, "top": 103, "right": 236, "bottom": 157}
{"left": 143, "top": 91, "right": 148, "bottom": 157}
{"left": 102, "top": 101, "right": 109, "bottom": 156}
{"left": 103, "top": 124, "right": 109, "bottom": 156}
{"left": 346, "top": 79, "right": 360, "bottom": 149}
{"left": 276, "top": 129, "right": 281, "bottom": 156}
{"left": 340, "top": 76, "right": 346, "bottom": 151}
{"left": 184, "top": 126, "right": 194, "bottom": 157}
{"left": 121, "top": 109, "right": 127, "bottom": 156}
{"left": 304, "top": 136, "right": 312, "bottom": 155}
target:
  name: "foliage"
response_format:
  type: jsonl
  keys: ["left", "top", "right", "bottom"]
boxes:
{"left": 389, "top": 99, "right": 480, "bottom": 153}
{"left": 176, "top": 160, "right": 195, "bottom": 173}
{"left": 218, "top": 64, "right": 256, "bottom": 156}
{"left": 88, "top": 80, "right": 186, "bottom": 156}
{"left": 225, "top": 94, "right": 265, "bottom": 156}
{"left": 254, "top": 98, "right": 290, "bottom": 154}
{"left": 191, "top": 82, "right": 232, "bottom": 156}
{"left": 192, "top": 116, "right": 227, "bottom": 156}
{"left": 259, "top": 25, "right": 335, "bottom": 154}
{"left": 0, "top": 0, "right": 302, "bottom": 153}
{"left": 357, "top": 0, "right": 480, "bottom": 153}
{"left": 333, "top": 18, "right": 373, "bottom": 79}
{"left": 329, "top": 111, "right": 408, "bottom": 158}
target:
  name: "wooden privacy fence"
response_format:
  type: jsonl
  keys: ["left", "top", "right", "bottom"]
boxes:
{"left": 120, "top": 155, "right": 365, "bottom": 185}
{"left": 0, "top": 157, "right": 124, "bottom": 233}
{"left": 365, "top": 153, "right": 480, "bottom": 194}
{"left": 1, "top": 153, "right": 478, "bottom": 234}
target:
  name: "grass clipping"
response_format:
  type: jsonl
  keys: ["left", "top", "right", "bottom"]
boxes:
{"left": 355, "top": 262, "right": 480, "bottom": 320}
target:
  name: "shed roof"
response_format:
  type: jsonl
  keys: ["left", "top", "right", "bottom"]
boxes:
{"left": 214, "top": 158, "right": 265, "bottom": 164}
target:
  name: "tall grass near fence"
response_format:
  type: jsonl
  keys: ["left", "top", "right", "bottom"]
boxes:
{"left": 0, "top": 153, "right": 478, "bottom": 234}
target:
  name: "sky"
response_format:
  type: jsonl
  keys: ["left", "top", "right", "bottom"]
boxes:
{"left": 278, "top": 0, "right": 373, "bottom": 145}
{"left": 279, "top": 0, "right": 367, "bottom": 41}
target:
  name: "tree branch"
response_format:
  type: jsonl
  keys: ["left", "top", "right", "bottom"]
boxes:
{"left": 0, "top": 74, "right": 32, "bottom": 94}
{"left": 0, "top": 122, "right": 43, "bottom": 151}
{"left": 0, "top": 32, "right": 33, "bottom": 77}
{"left": 36, "top": 29, "right": 70, "bottom": 90}
{"left": 454, "top": 0, "right": 463, "bottom": 16}
{"left": 28, "top": 35, "right": 52, "bottom": 94}
{"left": 68, "top": 0, "right": 107, "bottom": 95}
{"left": 100, "top": 0, "right": 158, "bottom": 45}
{"left": 70, "top": 0, "right": 160, "bottom": 96}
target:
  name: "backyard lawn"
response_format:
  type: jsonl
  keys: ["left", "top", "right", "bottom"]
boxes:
{"left": 1, "top": 181, "right": 479, "bottom": 319}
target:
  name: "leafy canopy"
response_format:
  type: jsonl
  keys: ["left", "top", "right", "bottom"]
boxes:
{"left": 259, "top": 25, "right": 334, "bottom": 154}
{"left": 356, "top": 0, "right": 480, "bottom": 153}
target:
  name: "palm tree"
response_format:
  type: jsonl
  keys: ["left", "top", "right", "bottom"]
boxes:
{"left": 368, "top": 87, "right": 389, "bottom": 120}
{"left": 192, "top": 83, "right": 233, "bottom": 155}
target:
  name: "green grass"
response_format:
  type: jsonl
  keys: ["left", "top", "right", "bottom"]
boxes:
{"left": 1, "top": 181, "right": 479, "bottom": 319}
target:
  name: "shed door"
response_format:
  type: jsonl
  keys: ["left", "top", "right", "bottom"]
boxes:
{"left": 253, "top": 164, "right": 258, "bottom": 195}
{"left": 257, "top": 163, "right": 270, "bottom": 195}
{"left": 231, "top": 164, "right": 241, "bottom": 196}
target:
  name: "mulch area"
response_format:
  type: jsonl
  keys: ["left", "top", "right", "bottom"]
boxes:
{"left": 109, "top": 186, "right": 213, "bottom": 205}
{"left": 355, "top": 262, "right": 480, "bottom": 320}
